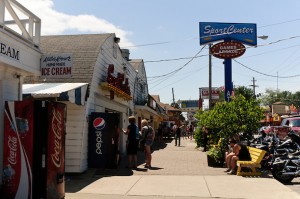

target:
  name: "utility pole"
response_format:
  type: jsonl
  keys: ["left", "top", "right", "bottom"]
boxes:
{"left": 208, "top": 43, "right": 212, "bottom": 109}
{"left": 249, "top": 77, "right": 258, "bottom": 96}
{"left": 172, "top": 88, "right": 175, "bottom": 106}
{"left": 277, "top": 72, "right": 279, "bottom": 98}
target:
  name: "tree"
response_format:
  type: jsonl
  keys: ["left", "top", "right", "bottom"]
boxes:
{"left": 234, "top": 86, "right": 256, "bottom": 101}
{"left": 218, "top": 86, "right": 256, "bottom": 102}
{"left": 260, "top": 89, "right": 298, "bottom": 106}
{"left": 194, "top": 95, "right": 264, "bottom": 146}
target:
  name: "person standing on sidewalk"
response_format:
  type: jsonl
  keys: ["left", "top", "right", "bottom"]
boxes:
{"left": 141, "top": 119, "right": 155, "bottom": 168}
{"left": 123, "top": 116, "right": 139, "bottom": 169}
{"left": 174, "top": 125, "right": 181, "bottom": 146}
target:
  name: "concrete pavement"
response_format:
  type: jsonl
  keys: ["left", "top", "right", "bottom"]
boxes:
{"left": 65, "top": 137, "right": 300, "bottom": 199}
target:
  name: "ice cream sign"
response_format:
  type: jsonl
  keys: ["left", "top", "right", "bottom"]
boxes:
{"left": 41, "top": 53, "right": 73, "bottom": 78}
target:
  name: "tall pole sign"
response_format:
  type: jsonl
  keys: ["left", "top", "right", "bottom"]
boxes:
{"left": 199, "top": 22, "right": 257, "bottom": 102}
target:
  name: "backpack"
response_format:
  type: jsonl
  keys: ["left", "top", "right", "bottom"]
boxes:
{"left": 135, "top": 125, "right": 140, "bottom": 140}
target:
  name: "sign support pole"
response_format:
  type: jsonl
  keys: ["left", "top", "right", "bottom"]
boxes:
{"left": 208, "top": 44, "right": 212, "bottom": 109}
{"left": 224, "top": 58, "right": 232, "bottom": 102}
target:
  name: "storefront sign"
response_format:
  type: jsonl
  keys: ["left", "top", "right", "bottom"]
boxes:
{"left": 211, "top": 41, "right": 246, "bottom": 59}
{"left": 199, "top": 22, "right": 257, "bottom": 46}
{"left": 0, "top": 41, "right": 20, "bottom": 61}
{"left": 41, "top": 54, "right": 72, "bottom": 78}
{"left": 180, "top": 100, "right": 199, "bottom": 112}
{"left": 200, "top": 87, "right": 220, "bottom": 99}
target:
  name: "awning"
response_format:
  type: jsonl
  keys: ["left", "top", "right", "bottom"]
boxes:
{"left": 23, "top": 83, "right": 88, "bottom": 105}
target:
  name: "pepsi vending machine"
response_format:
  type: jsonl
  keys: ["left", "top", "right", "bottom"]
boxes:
{"left": 88, "top": 112, "right": 119, "bottom": 168}
{"left": 2, "top": 100, "right": 66, "bottom": 199}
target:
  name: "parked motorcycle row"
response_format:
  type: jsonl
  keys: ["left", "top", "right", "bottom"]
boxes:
{"left": 250, "top": 129, "right": 300, "bottom": 184}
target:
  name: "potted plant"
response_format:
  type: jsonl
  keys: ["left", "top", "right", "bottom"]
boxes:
{"left": 207, "top": 145, "right": 224, "bottom": 167}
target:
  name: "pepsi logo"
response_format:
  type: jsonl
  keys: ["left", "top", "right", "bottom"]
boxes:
{"left": 93, "top": 117, "right": 105, "bottom": 130}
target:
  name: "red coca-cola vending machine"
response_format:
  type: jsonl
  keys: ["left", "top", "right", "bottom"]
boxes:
{"left": 2, "top": 100, "right": 66, "bottom": 199}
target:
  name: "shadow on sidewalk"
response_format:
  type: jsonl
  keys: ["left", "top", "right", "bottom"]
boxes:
{"left": 65, "top": 139, "right": 169, "bottom": 193}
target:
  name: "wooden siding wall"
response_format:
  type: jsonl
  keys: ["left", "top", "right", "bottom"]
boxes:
{"left": 87, "top": 36, "right": 137, "bottom": 157}
{"left": 64, "top": 102, "right": 88, "bottom": 172}
{"left": 88, "top": 36, "right": 136, "bottom": 116}
{"left": 3, "top": 78, "right": 19, "bottom": 101}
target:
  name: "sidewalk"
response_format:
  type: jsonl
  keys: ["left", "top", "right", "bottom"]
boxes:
{"left": 65, "top": 138, "right": 300, "bottom": 199}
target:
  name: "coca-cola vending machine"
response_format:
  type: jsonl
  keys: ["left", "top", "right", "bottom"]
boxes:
{"left": 2, "top": 100, "right": 66, "bottom": 199}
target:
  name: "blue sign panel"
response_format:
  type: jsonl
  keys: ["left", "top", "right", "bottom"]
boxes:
{"left": 199, "top": 22, "right": 257, "bottom": 46}
{"left": 181, "top": 100, "right": 199, "bottom": 108}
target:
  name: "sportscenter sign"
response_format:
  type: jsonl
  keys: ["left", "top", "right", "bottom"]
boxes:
{"left": 41, "top": 53, "right": 73, "bottom": 78}
{"left": 199, "top": 22, "right": 257, "bottom": 46}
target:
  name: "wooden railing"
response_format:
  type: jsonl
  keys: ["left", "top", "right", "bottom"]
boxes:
{"left": 0, "top": 0, "right": 41, "bottom": 46}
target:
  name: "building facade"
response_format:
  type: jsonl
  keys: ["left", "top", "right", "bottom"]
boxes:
{"left": 0, "top": 0, "right": 42, "bottom": 183}
{"left": 24, "top": 34, "right": 151, "bottom": 172}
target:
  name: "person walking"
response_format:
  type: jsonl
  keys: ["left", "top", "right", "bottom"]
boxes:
{"left": 141, "top": 119, "right": 155, "bottom": 168}
{"left": 202, "top": 127, "right": 208, "bottom": 152}
{"left": 123, "top": 116, "right": 139, "bottom": 169}
{"left": 189, "top": 125, "right": 194, "bottom": 140}
{"left": 181, "top": 125, "right": 187, "bottom": 139}
{"left": 174, "top": 125, "right": 181, "bottom": 146}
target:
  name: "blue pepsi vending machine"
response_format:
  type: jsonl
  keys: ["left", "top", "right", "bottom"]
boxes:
{"left": 88, "top": 112, "right": 119, "bottom": 168}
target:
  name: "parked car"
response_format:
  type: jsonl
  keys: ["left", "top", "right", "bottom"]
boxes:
{"left": 280, "top": 116, "right": 300, "bottom": 134}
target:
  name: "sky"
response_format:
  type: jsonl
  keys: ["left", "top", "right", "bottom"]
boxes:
{"left": 15, "top": 0, "right": 300, "bottom": 106}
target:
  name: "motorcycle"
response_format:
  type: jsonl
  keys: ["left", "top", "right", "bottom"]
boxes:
{"left": 269, "top": 130, "right": 300, "bottom": 183}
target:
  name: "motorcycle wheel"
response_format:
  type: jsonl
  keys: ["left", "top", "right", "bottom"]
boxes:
{"left": 272, "top": 169, "right": 294, "bottom": 184}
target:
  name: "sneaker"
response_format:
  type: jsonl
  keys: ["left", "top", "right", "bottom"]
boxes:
{"left": 227, "top": 170, "right": 236, "bottom": 175}
{"left": 224, "top": 168, "right": 231, "bottom": 172}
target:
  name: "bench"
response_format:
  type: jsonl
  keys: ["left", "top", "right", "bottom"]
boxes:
{"left": 236, "top": 146, "right": 266, "bottom": 176}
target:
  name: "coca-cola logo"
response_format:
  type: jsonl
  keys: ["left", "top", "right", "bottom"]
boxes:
{"left": 51, "top": 108, "right": 63, "bottom": 168}
{"left": 7, "top": 136, "right": 17, "bottom": 165}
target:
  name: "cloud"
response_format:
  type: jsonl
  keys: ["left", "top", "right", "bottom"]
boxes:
{"left": 16, "top": 0, "right": 133, "bottom": 47}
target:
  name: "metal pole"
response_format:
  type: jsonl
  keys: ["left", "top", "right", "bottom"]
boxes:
{"left": 277, "top": 72, "right": 278, "bottom": 97}
{"left": 172, "top": 88, "right": 175, "bottom": 105}
{"left": 208, "top": 44, "right": 212, "bottom": 109}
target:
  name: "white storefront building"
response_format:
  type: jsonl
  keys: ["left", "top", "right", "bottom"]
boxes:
{"left": 0, "top": 1, "right": 151, "bottom": 179}
{"left": 0, "top": 0, "right": 42, "bottom": 183}
{"left": 24, "top": 34, "right": 147, "bottom": 173}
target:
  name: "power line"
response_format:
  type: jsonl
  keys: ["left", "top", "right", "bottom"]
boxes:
{"left": 233, "top": 59, "right": 300, "bottom": 78}
{"left": 147, "top": 45, "right": 206, "bottom": 79}
{"left": 134, "top": 35, "right": 300, "bottom": 64}
{"left": 258, "top": 18, "right": 300, "bottom": 28}
{"left": 119, "top": 18, "right": 300, "bottom": 49}
{"left": 150, "top": 65, "right": 208, "bottom": 93}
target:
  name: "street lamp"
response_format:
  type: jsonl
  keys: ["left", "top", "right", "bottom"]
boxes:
{"left": 257, "top": 35, "right": 268, "bottom": 40}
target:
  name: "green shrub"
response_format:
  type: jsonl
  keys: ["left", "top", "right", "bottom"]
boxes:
{"left": 207, "top": 145, "right": 223, "bottom": 160}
